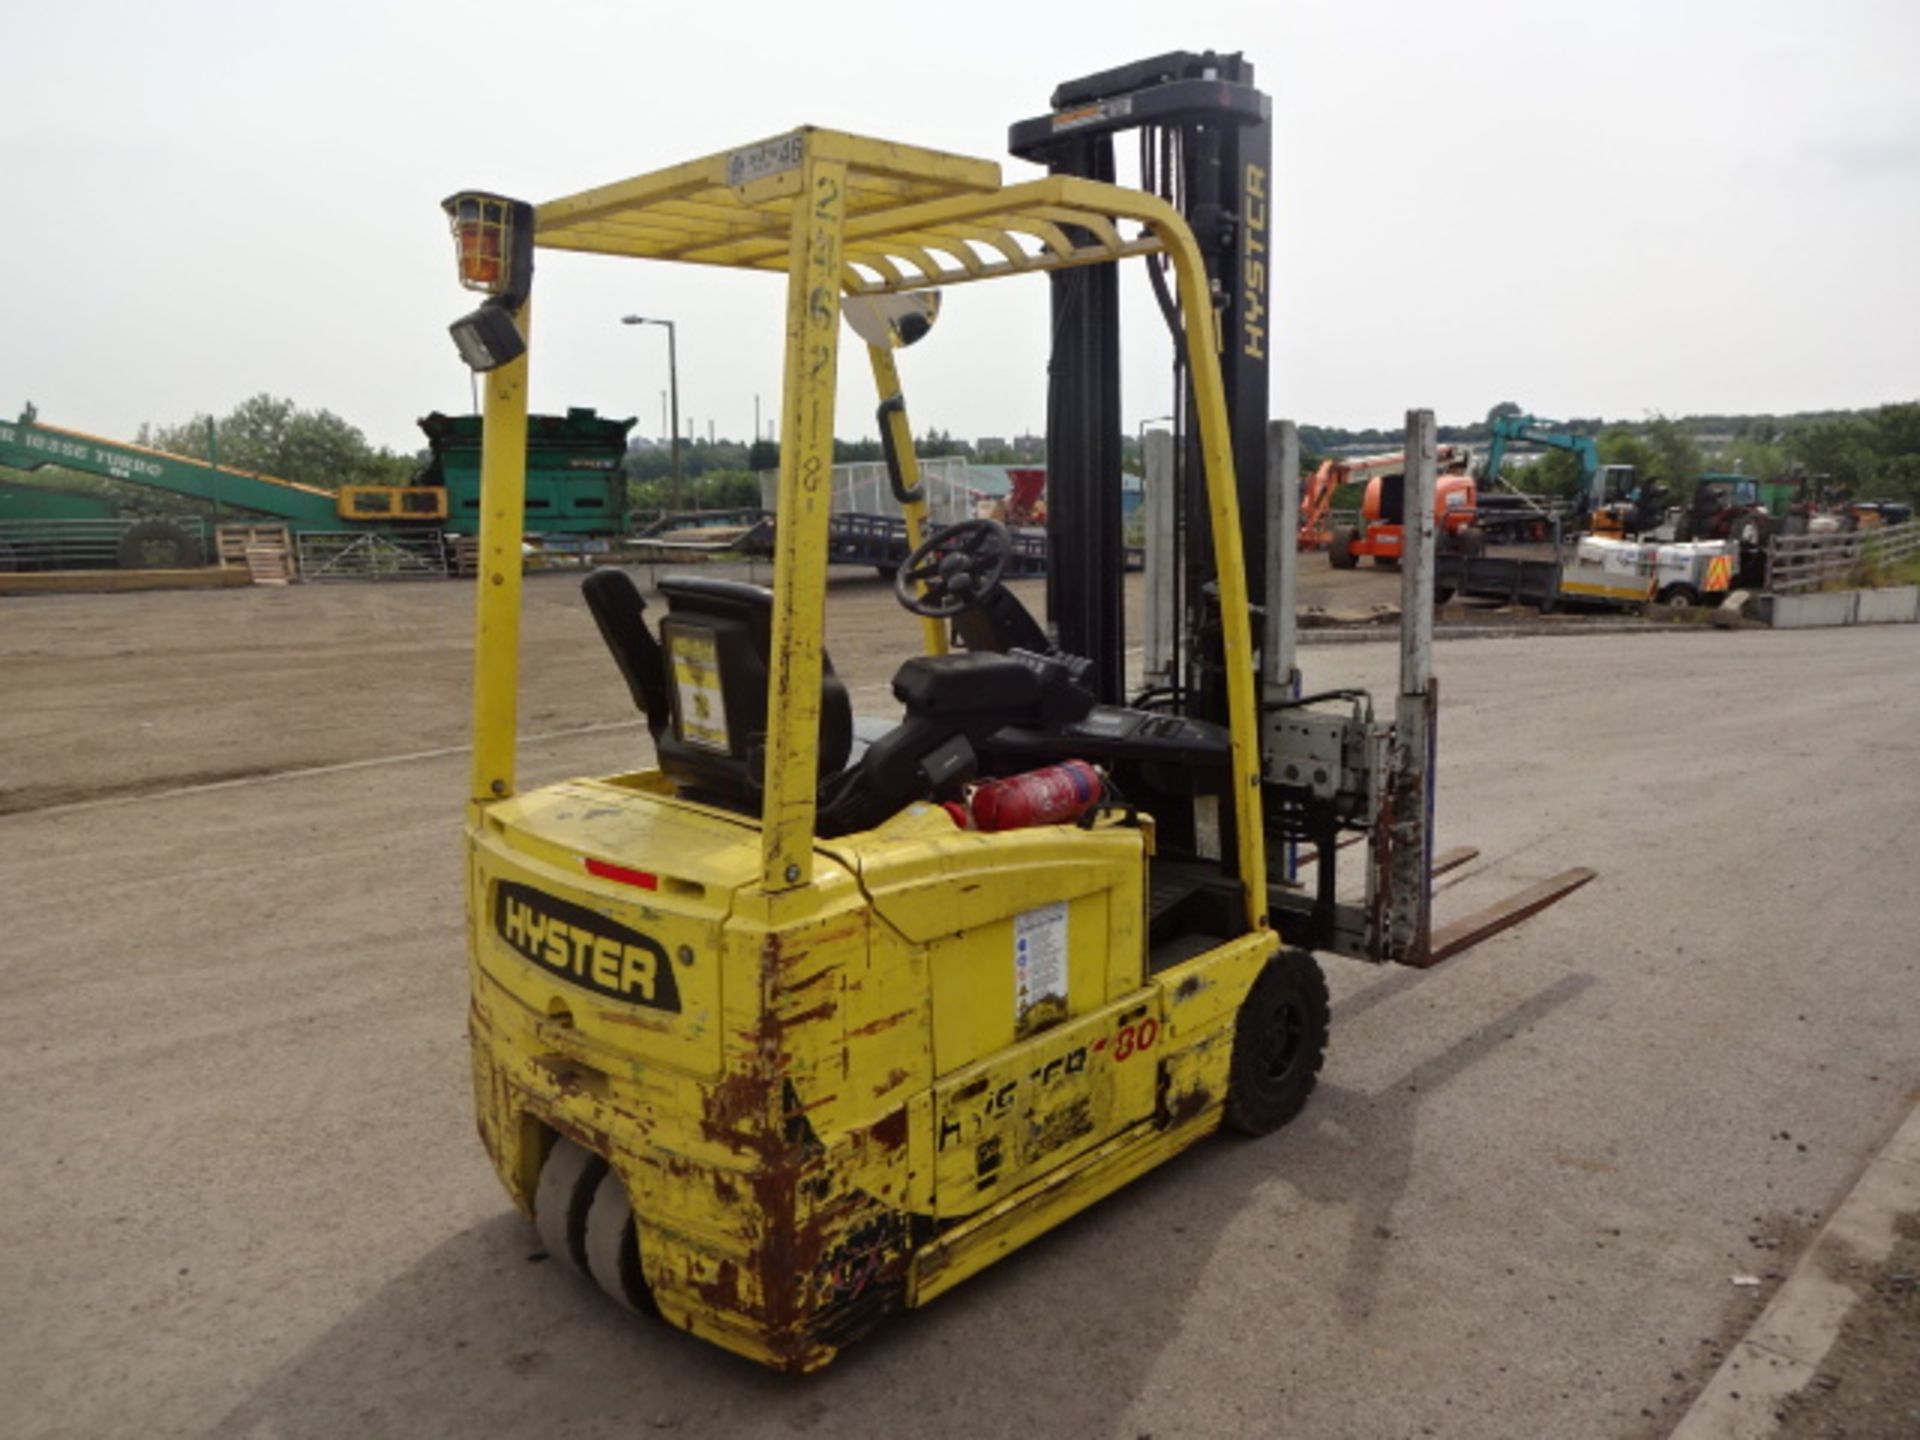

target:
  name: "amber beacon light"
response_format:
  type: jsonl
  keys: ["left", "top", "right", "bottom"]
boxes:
{"left": 442, "top": 190, "right": 534, "bottom": 371}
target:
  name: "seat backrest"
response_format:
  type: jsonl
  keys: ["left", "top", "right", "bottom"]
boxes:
{"left": 652, "top": 575, "right": 852, "bottom": 808}
{"left": 581, "top": 568, "right": 669, "bottom": 737}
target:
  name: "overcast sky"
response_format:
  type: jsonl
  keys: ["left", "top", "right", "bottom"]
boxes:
{"left": 5, "top": 0, "right": 1916, "bottom": 455}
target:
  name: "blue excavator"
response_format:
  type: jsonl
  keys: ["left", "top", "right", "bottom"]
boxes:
{"left": 1482, "top": 414, "right": 1654, "bottom": 537}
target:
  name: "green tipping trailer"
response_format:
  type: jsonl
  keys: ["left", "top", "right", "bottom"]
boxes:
{"left": 417, "top": 407, "right": 634, "bottom": 537}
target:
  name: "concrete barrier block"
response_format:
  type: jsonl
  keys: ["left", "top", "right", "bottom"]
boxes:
{"left": 1712, "top": 589, "right": 1752, "bottom": 628}
{"left": 1768, "top": 591, "right": 1859, "bottom": 629}
{"left": 1854, "top": 585, "right": 1919, "bottom": 624}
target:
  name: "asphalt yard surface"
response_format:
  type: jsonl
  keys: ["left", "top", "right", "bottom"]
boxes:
{"left": 2, "top": 570, "right": 1916, "bottom": 1439}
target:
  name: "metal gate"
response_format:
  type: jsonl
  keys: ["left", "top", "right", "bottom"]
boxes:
{"left": 295, "top": 531, "right": 450, "bottom": 581}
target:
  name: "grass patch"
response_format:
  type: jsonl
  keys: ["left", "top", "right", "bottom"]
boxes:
{"left": 1871, "top": 552, "right": 1920, "bottom": 586}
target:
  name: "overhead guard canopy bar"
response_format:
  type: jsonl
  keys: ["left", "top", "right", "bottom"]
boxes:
{"left": 533, "top": 129, "right": 1172, "bottom": 295}
{"left": 501, "top": 129, "right": 1263, "bottom": 923}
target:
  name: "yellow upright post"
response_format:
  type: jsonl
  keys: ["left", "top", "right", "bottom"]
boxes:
{"left": 468, "top": 305, "right": 533, "bottom": 808}
{"left": 760, "top": 153, "right": 848, "bottom": 891}
{"left": 1157, "top": 221, "right": 1270, "bottom": 934}
{"left": 867, "top": 343, "right": 948, "bottom": 657}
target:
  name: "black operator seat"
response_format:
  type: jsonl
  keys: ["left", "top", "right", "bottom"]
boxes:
{"left": 817, "top": 649, "right": 1073, "bottom": 836}
{"left": 580, "top": 569, "right": 851, "bottom": 814}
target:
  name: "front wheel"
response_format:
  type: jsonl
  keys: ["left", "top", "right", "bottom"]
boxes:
{"left": 1224, "top": 949, "right": 1330, "bottom": 1136}
{"left": 1328, "top": 527, "right": 1359, "bottom": 570}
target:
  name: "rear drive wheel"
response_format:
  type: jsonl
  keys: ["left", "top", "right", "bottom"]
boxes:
{"left": 1453, "top": 526, "right": 1487, "bottom": 559}
{"left": 533, "top": 1135, "right": 607, "bottom": 1276}
{"left": 583, "top": 1167, "right": 658, "bottom": 1314}
{"left": 1328, "top": 527, "right": 1359, "bottom": 570}
{"left": 1224, "top": 949, "right": 1330, "bottom": 1136}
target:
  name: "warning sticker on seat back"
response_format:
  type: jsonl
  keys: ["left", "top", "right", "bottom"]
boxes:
{"left": 666, "top": 629, "right": 729, "bottom": 753}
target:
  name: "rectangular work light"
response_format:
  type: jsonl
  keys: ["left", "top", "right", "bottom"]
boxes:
{"left": 450, "top": 303, "right": 527, "bottom": 372}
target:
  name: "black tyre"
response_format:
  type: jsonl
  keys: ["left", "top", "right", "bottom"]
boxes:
{"left": 1454, "top": 526, "right": 1487, "bottom": 559}
{"left": 583, "top": 1167, "right": 658, "bottom": 1315}
{"left": 1729, "top": 513, "right": 1763, "bottom": 553}
{"left": 533, "top": 1135, "right": 607, "bottom": 1276}
{"left": 1655, "top": 584, "right": 1699, "bottom": 610}
{"left": 116, "top": 519, "right": 196, "bottom": 570}
{"left": 1328, "top": 527, "right": 1359, "bottom": 570}
{"left": 1224, "top": 949, "right": 1330, "bottom": 1137}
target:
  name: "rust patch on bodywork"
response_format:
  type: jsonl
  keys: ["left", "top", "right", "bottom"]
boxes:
{"left": 1164, "top": 1086, "right": 1212, "bottom": 1126}
{"left": 849, "top": 1009, "right": 913, "bottom": 1038}
{"left": 871, "top": 1108, "right": 908, "bottom": 1150}
{"left": 693, "top": 1257, "right": 742, "bottom": 1312}
{"left": 872, "top": 1068, "right": 911, "bottom": 1099}
{"left": 679, "top": 920, "right": 915, "bottom": 1368}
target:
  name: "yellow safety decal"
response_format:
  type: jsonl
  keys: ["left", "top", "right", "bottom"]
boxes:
{"left": 668, "top": 631, "right": 730, "bottom": 752}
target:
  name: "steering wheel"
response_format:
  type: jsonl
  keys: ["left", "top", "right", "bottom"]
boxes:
{"left": 895, "top": 518, "right": 1011, "bottom": 618}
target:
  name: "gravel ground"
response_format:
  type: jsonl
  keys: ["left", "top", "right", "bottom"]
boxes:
{"left": 1, "top": 572, "right": 1916, "bottom": 1440}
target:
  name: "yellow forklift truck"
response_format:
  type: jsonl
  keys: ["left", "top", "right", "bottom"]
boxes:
{"left": 448, "top": 65, "right": 1590, "bottom": 1374}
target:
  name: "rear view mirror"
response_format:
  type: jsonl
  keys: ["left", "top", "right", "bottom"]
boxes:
{"left": 843, "top": 291, "right": 941, "bottom": 350}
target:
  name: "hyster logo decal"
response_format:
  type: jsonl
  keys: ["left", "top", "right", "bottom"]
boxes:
{"left": 494, "top": 882, "right": 680, "bottom": 1012}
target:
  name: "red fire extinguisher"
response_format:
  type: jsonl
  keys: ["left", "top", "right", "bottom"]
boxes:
{"left": 952, "top": 760, "right": 1104, "bottom": 832}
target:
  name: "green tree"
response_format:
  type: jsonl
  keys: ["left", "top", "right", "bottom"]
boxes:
{"left": 1713, "top": 434, "right": 1789, "bottom": 479}
{"left": 1643, "top": 415, "right": 1704, "bottom": 486}
{"left": 1870, "top": 402, "right": 1920, "bottom": 463}
{"left": 918, "top": 427, "right": 970, "bottom": 459}
{"left": 1787, "top": 417, "right": 1879, "bottom": 496}
{"left": 1510, "top": 448, "right": 1585, "bottom": 498}
{"left": 1598, "top": 429, "right": 1659, "bottom": 476}
{"left": 694, "top": 470, "right": 762, "bottom": 508}
{"left": 1878, "top": 453, "right": 1920, "bottom": 504}
{"left": 138, "top": 393, "right": 412, "bottom": 489}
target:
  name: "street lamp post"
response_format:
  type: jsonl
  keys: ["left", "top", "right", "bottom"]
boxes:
{"left": 621, "top": 314, "right": 681, "bottom": 512}
{"left": 1137, "top": 414, "right": 1175, "bottom": 453}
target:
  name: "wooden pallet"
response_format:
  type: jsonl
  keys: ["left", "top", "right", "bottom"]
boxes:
{"left": 244, "top": 544, "right": 293, "bottom": 585}
{"left": 215, "top": 524, "right": 295, "bottom": 584}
